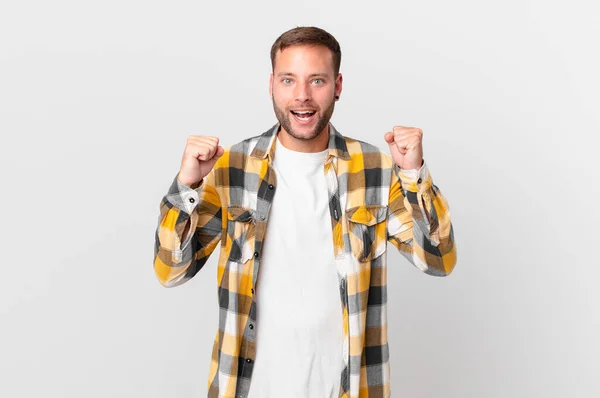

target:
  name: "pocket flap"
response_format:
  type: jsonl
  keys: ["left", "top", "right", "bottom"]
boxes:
{"left": 346, "top": 205, "right": 388, "bottom": 226}
{"left": 227, "top": 205, "right": 255, "bottom": 223}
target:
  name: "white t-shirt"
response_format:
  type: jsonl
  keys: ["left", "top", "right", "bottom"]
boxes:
{"left": 247, "top": 136, "right": 344, "bottom": 398}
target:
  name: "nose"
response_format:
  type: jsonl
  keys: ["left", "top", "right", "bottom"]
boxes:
{"left": 294, "top": 81, "right": 311, "bottom": 102}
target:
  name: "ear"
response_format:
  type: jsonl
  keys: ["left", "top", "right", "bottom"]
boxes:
{"left": 335, "top": 73, "right": 343, "bottom": 98}
{"left": 269, "top": 73, "right": 273, "bottom": 97}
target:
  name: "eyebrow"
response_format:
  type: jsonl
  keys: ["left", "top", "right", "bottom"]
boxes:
{"left": 276, "top": 72, "right": 329, "bottom": 78}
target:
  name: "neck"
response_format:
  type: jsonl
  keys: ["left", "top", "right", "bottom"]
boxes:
{"left": 277, "top": 124, "right": 329, "bottom": 153}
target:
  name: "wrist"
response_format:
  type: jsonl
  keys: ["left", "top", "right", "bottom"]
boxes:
{"left": 177, "top": 173, "right": 202, "bottom": 189}
{"left": 400, "top": 158, "right": 424, "bottom": 171}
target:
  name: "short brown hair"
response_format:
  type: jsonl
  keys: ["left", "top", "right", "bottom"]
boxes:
{"left": 270, "top": 26, "right": 342, "bottom": 76}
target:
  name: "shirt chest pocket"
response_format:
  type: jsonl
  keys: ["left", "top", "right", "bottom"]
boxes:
{"left": 346, "top": 205, "right": 388, "bottom": 262}
{"left": 226, "top": 205, "right": 256, "bottom": 264}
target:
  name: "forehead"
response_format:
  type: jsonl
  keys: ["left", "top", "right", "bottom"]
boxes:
{"left": 273, "top": 44, "right": 334, "bottom": 74}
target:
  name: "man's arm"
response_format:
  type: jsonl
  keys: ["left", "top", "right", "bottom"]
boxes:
{"left": 387, "top": 161, "right": 457, "bottom": 276}
{"left": 153, "top": 169, "right": 223, "bottom": 287}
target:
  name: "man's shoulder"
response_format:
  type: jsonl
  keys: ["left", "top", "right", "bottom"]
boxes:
{"left": 212, "top": 127, "right": 272, "bottom": 172}
{"left": 342, "top": 134, "right": 394, "bottom": 166}
{"left": 222, "top": 125, "right": 276, "bottom": 158}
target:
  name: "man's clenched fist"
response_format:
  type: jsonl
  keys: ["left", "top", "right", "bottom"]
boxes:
{"left": 384, "top": 126, "right": 424, "bottom": 170}
{"left": 177, "top": 136, "right": 224, "bottom": 188}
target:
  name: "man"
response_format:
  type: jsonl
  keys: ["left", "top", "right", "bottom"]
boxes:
{"left": 154, "top": 26, "right": 456, "bottom": 398}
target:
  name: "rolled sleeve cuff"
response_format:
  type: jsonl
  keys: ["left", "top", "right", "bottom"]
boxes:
{"left": 165, "top": 173, "right": 203, "bottom": 215}
{"left": 395, "top": 160, "right": 432, "bottom": 193}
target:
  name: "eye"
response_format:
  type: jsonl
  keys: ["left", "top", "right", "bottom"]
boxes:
{"left": 282, "top": 78, "right": 292, "bottom": 84}
{"left": 312, "top": 78, "right": 323, "bottom": 85}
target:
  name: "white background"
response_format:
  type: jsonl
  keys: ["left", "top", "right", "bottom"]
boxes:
{"left": 1, "top": 0, "right": 599, "bottom": 397}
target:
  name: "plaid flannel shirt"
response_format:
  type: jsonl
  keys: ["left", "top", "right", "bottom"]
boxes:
{"left": 154, "top": 123, "right": 457, "bottom": 398}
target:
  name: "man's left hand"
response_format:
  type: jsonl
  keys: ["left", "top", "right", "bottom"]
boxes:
{"left": 384, "top": 126, "right": 424, "bottom": 170}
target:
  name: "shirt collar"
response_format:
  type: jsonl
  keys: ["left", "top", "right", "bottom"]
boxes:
{"left": 250, "top": 122, "right": 351, "bottom": 162}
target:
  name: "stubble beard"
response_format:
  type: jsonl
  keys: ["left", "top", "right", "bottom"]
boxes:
{"left": 272, "top": 95, "right": 335, "bottom": 141}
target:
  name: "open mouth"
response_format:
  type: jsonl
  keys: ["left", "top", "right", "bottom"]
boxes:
{"left": 290, "top": 110, "right": 317, "bottom": 124}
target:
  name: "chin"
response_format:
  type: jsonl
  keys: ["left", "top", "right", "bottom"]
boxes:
{"left": 288, "top": 123, "right": 324, "bottom": 141}
{"left": 291, "top": 131, "right": 320, "bottom": 141}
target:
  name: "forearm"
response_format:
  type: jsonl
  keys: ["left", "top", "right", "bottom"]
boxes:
{"left": 388, "top": 162, "right": 457, "bottom": 276}
{"left": 154, "top": 174, "right": 222, "bottom": 287}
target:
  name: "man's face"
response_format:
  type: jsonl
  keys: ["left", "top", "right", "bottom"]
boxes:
{"left": 270, "top": 44, "right": 342, "bottom": 141}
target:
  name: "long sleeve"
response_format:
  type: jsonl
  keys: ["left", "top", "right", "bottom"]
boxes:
{"left": 386, "top": 160, "right": 457, "bottom": 276}
{"left": 153, "top": 169, "right": 223, "bottom": 287}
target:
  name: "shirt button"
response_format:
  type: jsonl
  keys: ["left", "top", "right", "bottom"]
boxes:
{"left": 188, "top": 197, "right": 195, "bottom": 203}
{"left": 268, "top": 184, "right": 274, "bottom": 190}
{"left": 251, "top": 288, "right": 255, "bottom": 294}
{"left": 245, "top": 358, "right": 253, "bottom": 364}
{"left": 253, "top": 252, "right": 259, "bottom": 258}
{"left": 417, "top": 178, "right": 422, "bottom": 184}
{"left": 260, "top": 215, "right": 266, "bottom": 220}
{"left": 249, "top": 324, "right": 254, "bottom": 330}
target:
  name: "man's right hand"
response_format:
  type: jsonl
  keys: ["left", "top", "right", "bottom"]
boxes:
{"left": 177, "top": 136, "right": 224, "bottom": 188}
